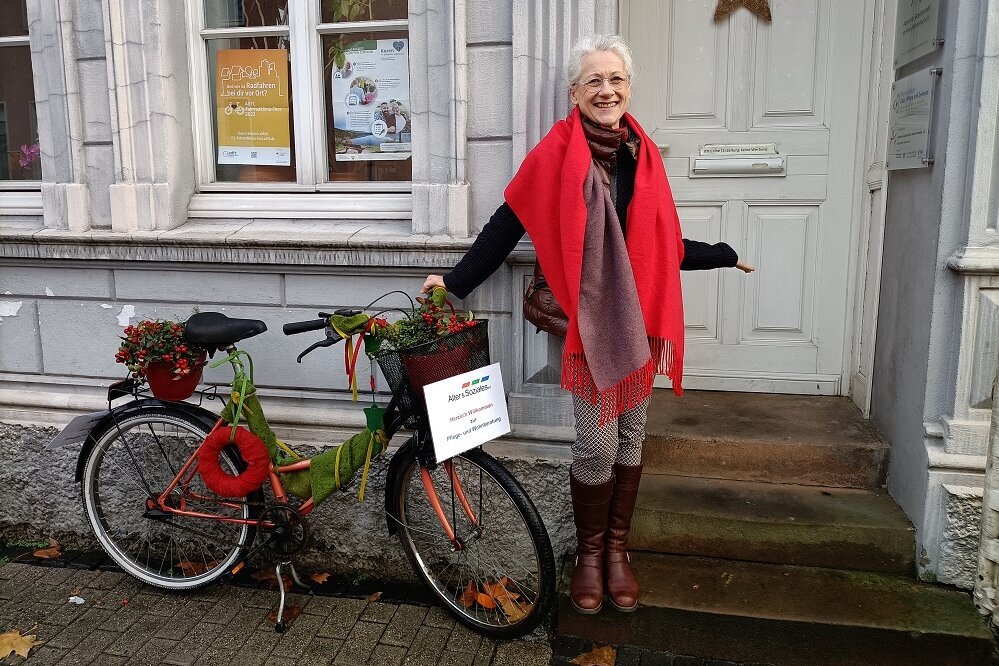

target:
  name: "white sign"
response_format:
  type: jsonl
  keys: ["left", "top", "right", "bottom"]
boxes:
{"left": 423, "top": 362, "right": 510, "bottom": 463}
{"left": 894, "top": 0, "right": 940, "bottom": 69}
{"left": 700, "top": 143, "right": 778, "bottom": 156}
{"left": 887, "top": 69, "right": 935, "bottom": 170}
{"left": 331, "top": 38, "right": 411, "bottom": 162}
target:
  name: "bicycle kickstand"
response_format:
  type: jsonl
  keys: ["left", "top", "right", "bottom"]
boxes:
{"left": 273, "top": 561, "right": 312, "bottom": 633}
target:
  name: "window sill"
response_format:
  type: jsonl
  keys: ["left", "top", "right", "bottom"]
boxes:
{"left": 0, "top": 189, "right": 43, "bottom": 216}
{"left": 0, "top": 218, "right": 474, "bottom": 266}
{"left": 188, "top": 191, "right": 412, "bottom": 219}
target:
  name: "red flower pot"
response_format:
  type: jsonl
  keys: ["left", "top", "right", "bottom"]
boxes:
{"left": 145, "top": 354, "right": 205, "bottom": 401}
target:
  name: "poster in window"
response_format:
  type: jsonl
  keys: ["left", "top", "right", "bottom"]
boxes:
{"left": 215, "top": 49, "right": 291, "bottom": 166}
{"left": 331, "top": 39, "right": 411, "bottom": 162}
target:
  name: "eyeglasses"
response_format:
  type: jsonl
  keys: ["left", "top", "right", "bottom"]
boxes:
{"left": 574, "top": 75, "right": 630, "bottom": 92}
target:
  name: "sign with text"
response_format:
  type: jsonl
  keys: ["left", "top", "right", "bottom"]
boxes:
{"left": 423, "top": 362, "right": 510, "bottom": 463}
{"left": 215, "top": 48, "right": 291, "bottom": 166}
{"left": 888, "top": 69, "right": 935, "bottom": 170}
{"left": 331, "top": 38, "right": 411, "bottom": 162}
{"left": 894, "top": 0, "right": 940, "bottom": 69}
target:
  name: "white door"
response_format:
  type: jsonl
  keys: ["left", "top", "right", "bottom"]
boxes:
{"left": 622, "top": 0, "right": 868, "bottom": 395}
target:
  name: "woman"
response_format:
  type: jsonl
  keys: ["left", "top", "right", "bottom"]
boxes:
{"left": 423, "top": 34, "right": 753, "bottom": 615}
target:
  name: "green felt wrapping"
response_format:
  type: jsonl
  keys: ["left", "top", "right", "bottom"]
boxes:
{"left": 222, "top": 372, "right": 387, "bottom": 504}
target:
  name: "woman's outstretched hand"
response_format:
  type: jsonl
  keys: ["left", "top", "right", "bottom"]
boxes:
{"left": 422, "top": 274, "right": 446, "bottom": 293}
{"left": 735, "top": 260, "right": 755, "bottom": 274}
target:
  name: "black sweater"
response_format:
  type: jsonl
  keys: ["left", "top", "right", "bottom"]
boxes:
{"left": 444, "top": 140, "right": 738, "bottom": 299}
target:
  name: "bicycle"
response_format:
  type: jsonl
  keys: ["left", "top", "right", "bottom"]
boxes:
{"left": 53, "top": 292, "right": 557, "bottom": 638}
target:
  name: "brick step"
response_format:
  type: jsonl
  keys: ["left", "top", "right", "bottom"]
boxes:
{"left": 556, "top": 553, "right": 992, "bottom": 666}
{"left": 631, "top": 474, "right": 916, "bottom": 574}
{"left": 644, "top": 390, "right": 889, "bottom": 488}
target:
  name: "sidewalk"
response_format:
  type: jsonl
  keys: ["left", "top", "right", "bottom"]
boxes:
{"left": 0, "top": 560, "right": 553, "bottom": 666}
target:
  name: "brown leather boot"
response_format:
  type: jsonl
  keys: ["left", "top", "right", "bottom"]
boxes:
{"left": 569, "top": 472, "right": 614, "bottom": 614}
{"left": 604, "top": 463, "right": 643, "bottom": 611}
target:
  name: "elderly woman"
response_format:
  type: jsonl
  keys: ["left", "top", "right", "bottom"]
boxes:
{"left": 423, "top": 34, "right": 752, "bottom": 614}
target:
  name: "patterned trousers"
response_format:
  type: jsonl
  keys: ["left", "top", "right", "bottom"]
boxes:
{"left": 570, "top": 395, "right": 651, "bottom": 484}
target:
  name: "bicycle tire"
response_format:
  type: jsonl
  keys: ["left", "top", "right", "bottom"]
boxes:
{"left": 80, "top": 406, "right": 262, "bottom": 590}
{"left": 389, "top": 442, "right": 556, "bottom": 638}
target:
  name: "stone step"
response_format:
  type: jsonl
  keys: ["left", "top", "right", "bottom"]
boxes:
{"left": 556, "top": 553, "right": 992, "bottom": 666}
{"left": 644, "top": 390, "right": 889, "bottom": 488}
{"left": 631, "top": 474, "right": 916, "bottom": 574}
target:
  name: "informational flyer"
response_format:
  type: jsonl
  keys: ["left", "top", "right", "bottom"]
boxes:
{"left": 215, "top": 49, "right": 291, "bottom": 166}
{"left": 331, "top": 39, "right": 411, "bottom": 162}
{"left": 894, "top": 0, "right": 940, "bottom": 69}
{"left": 887, "top": 69, "right": 935, "bottom": 170}
{"left": 423, "top": 362, "right": 511, "bottom": 463}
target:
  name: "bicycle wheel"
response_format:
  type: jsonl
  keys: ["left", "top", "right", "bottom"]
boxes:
{"left": 81, "top": 406, "right": 261, "bottom": 590}
{"left": 390, "top": 443, "right": 556, "bottom": 638}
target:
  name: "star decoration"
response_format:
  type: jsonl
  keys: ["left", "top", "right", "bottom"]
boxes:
{"left": 714, "top": 0, "right": 772, "bottom": 22}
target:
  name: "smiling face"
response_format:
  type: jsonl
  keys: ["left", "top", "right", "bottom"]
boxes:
{"left": 569, "top": 50, "right": 632, "bottom": 129}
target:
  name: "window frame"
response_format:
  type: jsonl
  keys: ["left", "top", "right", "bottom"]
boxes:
{"left": 184, "top": 0, "right": 413, "bottom": 199}
{"left": 0, "top": 31, "right": 42, "bottom": 192}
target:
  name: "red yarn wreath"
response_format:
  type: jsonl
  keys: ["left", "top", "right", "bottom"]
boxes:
{"left": 198, "top": 426, "right": 270, "bottom": 497}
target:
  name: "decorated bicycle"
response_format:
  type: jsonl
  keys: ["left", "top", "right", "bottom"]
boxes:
{"left": 49, "top": 288, "right": 556, "bottom": 637}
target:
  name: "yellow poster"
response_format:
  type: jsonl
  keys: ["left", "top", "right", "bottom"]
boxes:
{"left": 215, "top": 49, "right": 291, "bottom": 166}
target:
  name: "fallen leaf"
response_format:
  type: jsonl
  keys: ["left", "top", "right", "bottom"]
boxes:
{"left": 570, "top": 644, "right": 617, "bottom": 666}
{"left": 459, "top": 581, "right": 476, "bottom": 609}
{"left": 33, "top": 539, "right": 62, "bottom": 559}
{"left": 0, "top": 629, "right": 42, "bottom": 660}
{"left": 482, "top": 581, "right": 526, "bottom": 622}
{"left": 67, "top": 596, "right": 85, "bottom": 605}
{"left": 474, "top": 592, "right": 496, "bottom": 609}
{"left": 266, "top": 603, "right": 302, "bottom": 625}
{"left": 366, "top": 591, "right": 383, "bottom": 602}
{"left": 311, "top": 572, "right": 331, "bottom": 584}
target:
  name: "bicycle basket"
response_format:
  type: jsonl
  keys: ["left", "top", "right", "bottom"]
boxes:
{"left": 376, "top": 320, "right": 490, "bottom": 422}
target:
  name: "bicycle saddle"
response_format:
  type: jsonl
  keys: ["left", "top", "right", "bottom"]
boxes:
{"left": 184, "top": 312, "right": 267, "bottom": 347}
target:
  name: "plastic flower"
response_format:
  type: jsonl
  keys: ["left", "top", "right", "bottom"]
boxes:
{"left": 18, "top": 143, "right": 40, "bottom": 168}
{"left": 115, "top": 319, "right": 204, "bottom": 379}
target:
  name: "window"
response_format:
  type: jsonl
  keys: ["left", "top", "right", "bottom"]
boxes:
{"left": 0, "top": 0, "right": 42, "bottom": 187}
{"left": 189, "top": 0, "right": 411, "bottom": 192}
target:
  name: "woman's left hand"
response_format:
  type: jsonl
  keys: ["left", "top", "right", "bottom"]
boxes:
{"left": 735, "top": 260, "right": 755, "bottom": 273}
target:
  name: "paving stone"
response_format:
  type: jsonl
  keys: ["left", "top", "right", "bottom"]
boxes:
{"left": 155, "top": 605, "right": 205, "bottom": 641}
{"left": 89, "top": 570, "right": 128, "bottom": 590}
{"left": 361, "top": 600, "right": 399, "bottom": 623}
{"left": 36, "top": 567, "right": 76, "bottom": 588}
{"left": 401, "top": 625, "right": 451, "bottom": 666}
{"left": 379, "top": 604, "right": 428, "bottom": 647}
{"left": 53, "top": 628, "right": 118, "bottom": 666}
{"left": 202, "top": 597, "right": 241, "bottom": 625}
{"left": 127, "top": 591, "right": 187, "bottom": 617}
{"left": 301, "top": 594, "right": 342, "bottom": 616}
{"left": 439, "top": 651, "right": 477, "bottom": 666}
{"left": 215, "top": 607, "right": 266, "bottom": 650}
{"left": 127, "top": 637, "right": 182, "bottom": 666}
{"left": 244, "top": 589, "right": 280, "bottom": 609}
{"left": 446, "top": 624, "right": 482, "bottom": 654}
{"left": 161, "top": 621, "right": 225, "bottom": 665}
{"left": 97, "top": 655, "right": 138, "bottom": 666}
{"left": 269, "top": 611, "right": 326, "bottom": 659}
{"left": 298, "top": 636, "right": 341, "bottom": 666}
{"left": 316, "top": 597, "right": 367, "bottom": 640}
{"left": 46, "top": 608, "right": 112, "bottom": 650}
{"left": 370, "top": 642, "right": 408, "bottom": 665}
{"left": 332, "top": 620, "right": 386, "bottom": 664}
{"left": 491, "top": 640, "right": 553, "bottom": 666}
{"left": 104, "top": 615, "right": 166, "bottom": 656}
{"left": 473, "top": 639, "right": 497, "bottom": 666}
{"left": 101, "top": 606, "right": 141, "bottom": 633}
{"left": 423, "top": 605, "right": 458, "bottom": 630}
{"left": 11, "top": 646, "right": 65, "bottom": 666}
{"left": 194, "top": 647, "right": 237, "bottom": 666}
{"left": 38, "top": 600, "right": 89, "bottom": 627}
{"left": 229, "top": 627, "right": 282, "bottom": 664}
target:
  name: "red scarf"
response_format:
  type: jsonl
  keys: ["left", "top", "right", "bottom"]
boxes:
{"left": 505, "top": 108, "right": 685, "bottom": 418}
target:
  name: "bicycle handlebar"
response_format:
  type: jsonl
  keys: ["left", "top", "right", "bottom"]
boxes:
{"left": 283, "top": 318, "right": 328, "bottom": 335}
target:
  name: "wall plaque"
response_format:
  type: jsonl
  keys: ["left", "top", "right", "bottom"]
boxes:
{"left": 894, "top": 0, "right": 941, "bottom": 69}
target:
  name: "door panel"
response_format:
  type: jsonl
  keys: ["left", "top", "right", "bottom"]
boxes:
{"left": 623, "top": 0, "right": 865, "bottom": 394}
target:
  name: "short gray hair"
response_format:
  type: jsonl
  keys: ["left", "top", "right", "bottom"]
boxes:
{"left": 567, "top": 34, "right": 634, "bottom": 86}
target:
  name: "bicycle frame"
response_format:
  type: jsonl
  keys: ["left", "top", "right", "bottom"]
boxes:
{"left": 139, "top": 344, "right": 482, "bottom": 546}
